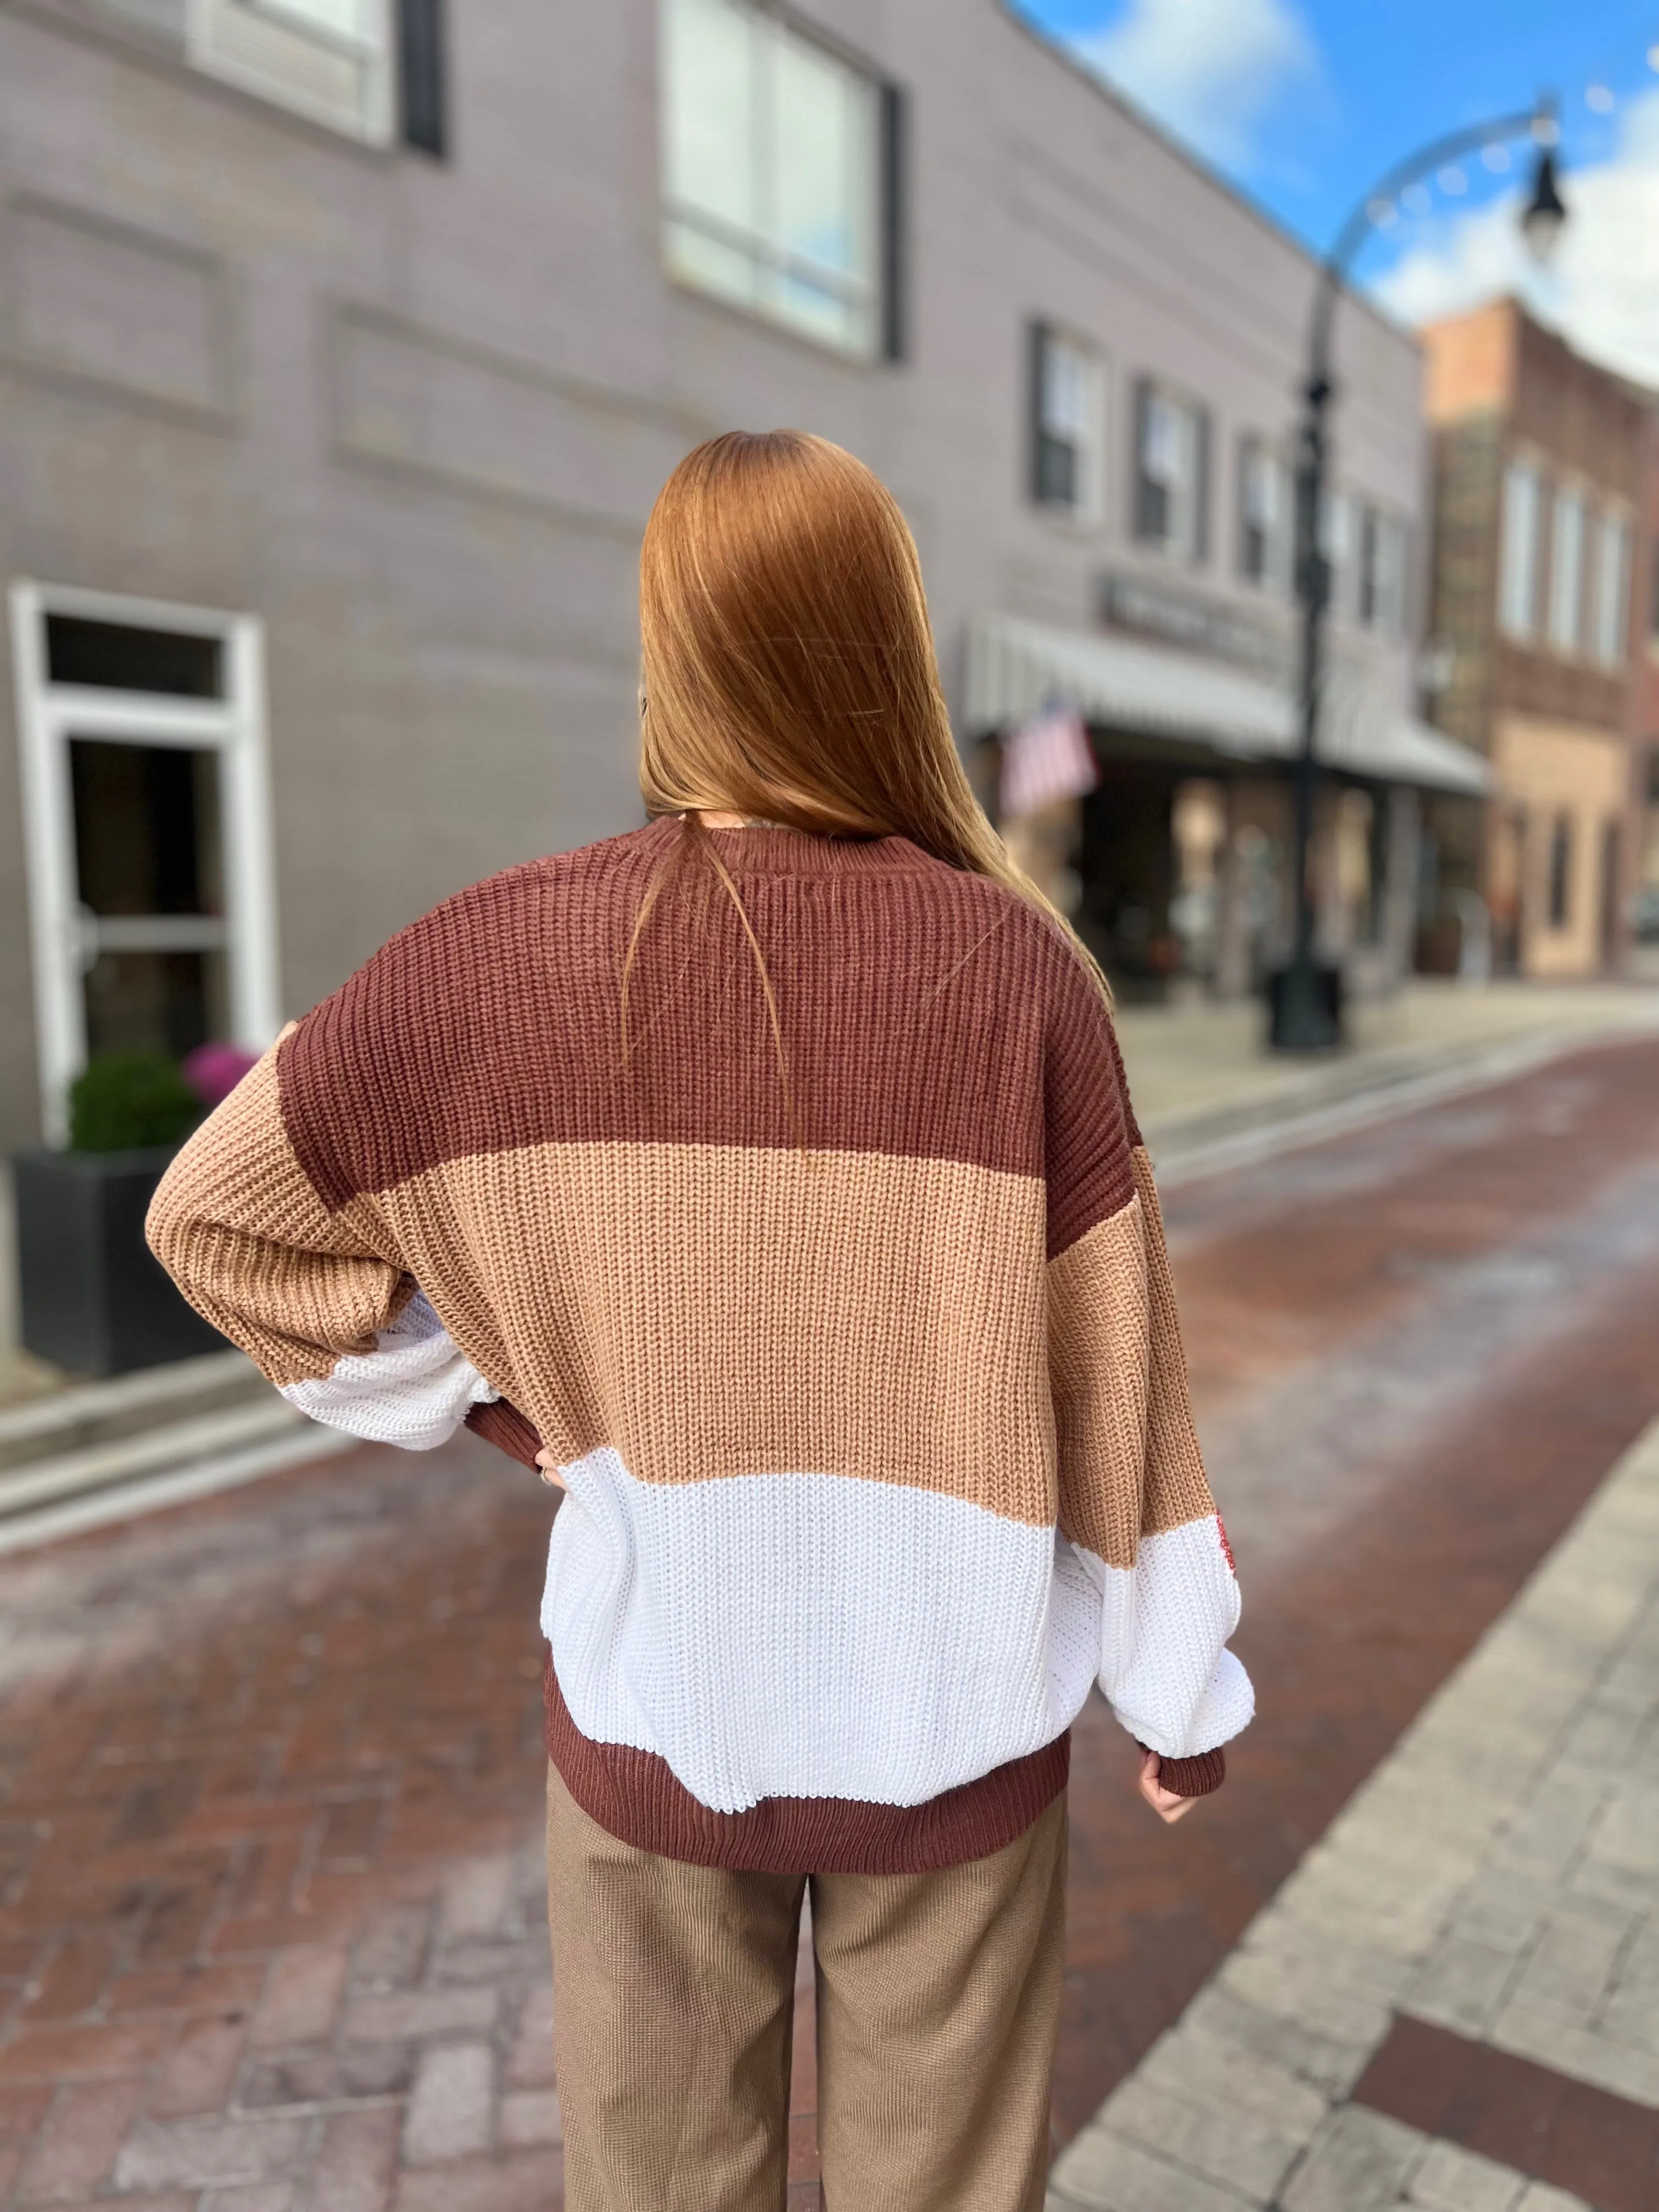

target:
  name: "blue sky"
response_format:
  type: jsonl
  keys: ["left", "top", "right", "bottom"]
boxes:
{"left": 1017, "top": 1, "right": 1659, "bottom": 383}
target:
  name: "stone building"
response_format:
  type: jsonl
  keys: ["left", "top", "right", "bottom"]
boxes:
{"left": 1420, "top": 298, "right": 1650, "bottom": 978}
{"left": 0, "top": 0, "right": 1481, "bottom": 1163}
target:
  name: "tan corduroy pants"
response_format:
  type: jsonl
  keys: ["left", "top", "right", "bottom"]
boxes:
{"left": 545, "top": 1765, "right": 1068, "bottom": 2212}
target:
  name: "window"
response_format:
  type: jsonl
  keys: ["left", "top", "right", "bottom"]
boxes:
{"left": 1359, "top": 506, "right": 1406, "bottom": 633}
{"left": 87, "top": 0, "right": 440, "bottom": 150}
{"left": 9, "top": 584, "right": 280, "bottom": 1145}
{"left": 1548, "top": 488, "right": 1586, "bottom": 655}
{"left": 1499, "top": 461, "right": 1542, "bottom": 640}
{"left": 1133, "top": 382, "right": 1208, "bottom": 562}
{"left": 1029, "top": 325, "right": 1103, "bottom": 519}
{"left": 1322, "top": 490, "right": 1356, "bottom": 621}
{"left": 1548, "top": 811, "right": 1573, "bottom": 930}
{"left": 1238, "top": 438, "right": 1292, "bottom": 591}
{"left": 1590, "top": 511, "right": 1630, "bottom": 668}
{"left": 660, "top": 0, "right": 890, "bottom": 360}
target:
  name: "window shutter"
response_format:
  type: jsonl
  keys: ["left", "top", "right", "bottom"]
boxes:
{"left": 1029, "top": 322, "right": 1049, "bottom": 504}
{"left": 1131, "top": 376, "right": 1155, "bottom": 540}
{"left": 1236, "top": 435, "right": 1253, "bottom": 578}
{"left": 1192, "top": 405, "right": 1211, "bottom": 564}
{"left": 879, "top": 82, "right": 906, "bottom": 362}
{"left": 399, "top": 0, "right": 446, "bottom": 157}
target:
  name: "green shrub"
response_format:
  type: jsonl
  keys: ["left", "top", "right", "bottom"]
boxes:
{"left": 68, "top": 1052, "right": 205, "bottom": 1153}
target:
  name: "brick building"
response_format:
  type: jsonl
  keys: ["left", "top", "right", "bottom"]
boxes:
{"left": 1421, "top": 299, "right": 1650, "bottom": 977}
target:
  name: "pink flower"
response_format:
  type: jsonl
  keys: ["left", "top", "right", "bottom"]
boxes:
{"left": 182, "top": 1041, "right": 261, "bottom": 1110}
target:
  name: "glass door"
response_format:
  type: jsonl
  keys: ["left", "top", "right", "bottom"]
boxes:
{"left": 10, "top": 585, "right": 280, "bottom": 1143}
{"left": 70, "top": 736, "right": 230, "bottom": 1061}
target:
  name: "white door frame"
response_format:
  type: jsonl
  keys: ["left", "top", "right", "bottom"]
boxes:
{"left": 9, "top": 580, "right": 281, "bottom": 1146}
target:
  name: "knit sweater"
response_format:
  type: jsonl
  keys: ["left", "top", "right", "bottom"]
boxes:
{"left": 148, "top": 817, "right": 1252, "bottom": 1874}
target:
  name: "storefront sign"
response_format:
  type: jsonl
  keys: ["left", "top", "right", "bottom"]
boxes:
{"left": 1098, "top": 571, "right": 1289, "bottom": 679}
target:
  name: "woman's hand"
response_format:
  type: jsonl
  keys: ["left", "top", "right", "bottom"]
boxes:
{"left": 534, "top": 1449, "right": 567, "bottom": 1491}
{"left": 1138, "top": 1747, "right": 1196, "bottom": 1825}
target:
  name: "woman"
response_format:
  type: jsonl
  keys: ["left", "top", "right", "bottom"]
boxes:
{"left": 148, "top": 431, "right": 1252, "bottom": 2212}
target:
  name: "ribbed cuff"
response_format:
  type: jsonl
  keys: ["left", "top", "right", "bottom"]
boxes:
{"left": 465, "top": 1397, "right": 543, "bottom": 1469}
{"left": 1139, "top": 1743, "right": 1227, "bottom": 1797}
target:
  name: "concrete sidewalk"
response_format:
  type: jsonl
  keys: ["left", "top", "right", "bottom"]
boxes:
{"left": 1049, "top": 1413, "right": 1659, "bottom": 2212}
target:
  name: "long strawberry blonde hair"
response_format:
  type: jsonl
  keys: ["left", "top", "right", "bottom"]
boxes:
{"left": 627, "top": 430, "right": 1109, "bottom": 1063}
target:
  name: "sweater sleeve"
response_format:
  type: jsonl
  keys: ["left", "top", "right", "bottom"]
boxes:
{"left": 146, "top": 1035, "right": 499, "bottom": 1451}
{"left": 1044, "top": 968, "right": 1253, "bottom": 1794}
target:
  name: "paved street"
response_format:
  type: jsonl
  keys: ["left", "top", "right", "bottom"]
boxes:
{"left": 1, "top": 1032, "right": 1657, "bottom": 2209}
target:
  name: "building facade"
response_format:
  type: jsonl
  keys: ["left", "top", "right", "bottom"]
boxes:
{"left": 0, "top": 0, "right": 1468, "bottom": 1163}
{"left": 1421, "top": 299, "right": 1649, "bottom": 979}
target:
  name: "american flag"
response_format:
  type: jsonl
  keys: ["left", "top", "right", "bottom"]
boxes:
{"left": 999, "top": 703, "right": 1097, "bottom": 821}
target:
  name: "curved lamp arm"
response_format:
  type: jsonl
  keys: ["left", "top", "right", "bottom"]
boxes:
{"left": 1309, "top": 102, "right": 1557, "bottom": 388}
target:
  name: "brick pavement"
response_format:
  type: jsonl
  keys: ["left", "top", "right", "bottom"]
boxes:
{"left": 1, "top": 1034, "right": 1657, "bottom": 2208}
{"left": 0, "top": 1441, "right": 563, "bottom": 2210}
{"left": 1049, "top": 1411, "right": 1659, "bottom": 2211}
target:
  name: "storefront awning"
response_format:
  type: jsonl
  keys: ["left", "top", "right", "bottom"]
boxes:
{"left": 964, "top": 612, "right": 1490, "bottom": 797}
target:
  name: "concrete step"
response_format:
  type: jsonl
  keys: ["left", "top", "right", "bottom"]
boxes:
{"left": 0, "top": 1349, "right": 357, "bottom": 1552}
{"left": 0, "top": 1348, "right": 271, "bottom": 1473}
{"left": 0, "top": 1393, "right": 321, "bottom": 1518}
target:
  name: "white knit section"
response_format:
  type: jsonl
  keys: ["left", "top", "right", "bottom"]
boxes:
{"left": 539, "top": 1451, "right": 1254, "bottom": 1813}
{"left": 541, "top": 1449, "right": 1102, "bottom": 1814}
{"left": 281, "top": 1290, "right": 498, "bottom": 1450}
{"left": 1074, "top": 1515, "right": 1254, "bottom": 1760}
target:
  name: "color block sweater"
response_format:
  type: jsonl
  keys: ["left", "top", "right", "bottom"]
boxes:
{"left": 148, "top": 818, "right": 1253, "bottom": 1874}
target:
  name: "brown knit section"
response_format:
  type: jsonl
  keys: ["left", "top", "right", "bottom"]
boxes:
{"left": 370, "top": 1139, "right": 1052, "bottom": 1522}
{"left": 1146, "top": 1745, "right": 1226, "bottom": 1798}
{"left": 146, "top": 1044, "right": 409, "bottom": 1388}
{"left": 543, "top": 1654, "right": 1069, "bottom": 1875}
{"left": 465, "top": 1397, "right": 542, "bottom": 1468}
{"left": 277, "top": 819, "right": 1135, "bottom": 1252}
{"left": 1133, "top": 1147, "right": 1215, "bottom": 1537}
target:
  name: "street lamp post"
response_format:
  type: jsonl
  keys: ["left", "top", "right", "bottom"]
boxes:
{"left": 1269, "top": 102, "right": 1568, "bottom": 1051}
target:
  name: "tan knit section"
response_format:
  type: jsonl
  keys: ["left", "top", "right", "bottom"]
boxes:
{"left": 145, "top": 1046, "right": 407, "bottom": 1388}
{"left": 1133, "top": 1146, "right": 1216, "bottom": 1539}
{"left": 369, "top": 1139, "right": 1056, "bottom": 1527}
{"left": 1046, "top": 1157, "right": 1215, "bottom": 1568}
{"left": 1047, "top": 1196, "right": 1148, "bottom": 1569}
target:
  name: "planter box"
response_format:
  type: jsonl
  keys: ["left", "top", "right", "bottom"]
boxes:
{"left": 12, "top": 1147, "right": 225, "bottom": 1378}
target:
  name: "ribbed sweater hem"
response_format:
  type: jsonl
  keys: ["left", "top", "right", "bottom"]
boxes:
{"left": 543, "top": 1652, "right": 1070, "bottom": 1874}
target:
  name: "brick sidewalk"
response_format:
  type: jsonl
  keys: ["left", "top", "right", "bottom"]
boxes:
{"left": 1050, "top": 1413, "right": 1659, "bottom": 2212}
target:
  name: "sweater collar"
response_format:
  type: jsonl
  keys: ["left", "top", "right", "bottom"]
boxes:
{"left": 640, "top": 814, "right": 934, "bottom": 880}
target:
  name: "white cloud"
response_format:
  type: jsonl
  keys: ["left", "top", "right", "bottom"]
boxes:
{"left": 1070, "top": 0, "right": 1320, "bottom": 173}
{"left": 1373, "top": 91, "right": 1659, "bottom": 389}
